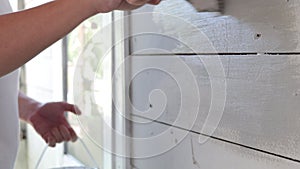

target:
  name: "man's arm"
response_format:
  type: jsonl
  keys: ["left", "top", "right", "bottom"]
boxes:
{"left": 0, "top": 0, "right": 96, "bottom": 77}
{"left": 0, "top": 0, "right": 160, "bottom": 77}
{"left": 18, "top": 92, "right": 81, "bottom": 147}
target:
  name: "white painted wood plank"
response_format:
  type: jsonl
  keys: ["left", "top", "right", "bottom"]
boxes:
{"left": 129, "top": 54, "right": 300, "bottom": 161}
{"left": 130, "top": 0, "right": 300, "bottom": 54}
{"left": 131, "top": 120, "right": 300, "bottom": 169}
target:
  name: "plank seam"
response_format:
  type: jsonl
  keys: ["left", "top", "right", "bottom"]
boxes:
{"left": 132, "top": 114, "right": 300, "bottom": 164}
{"left": 132, "top": 52, "right": 300, "bottom": 56}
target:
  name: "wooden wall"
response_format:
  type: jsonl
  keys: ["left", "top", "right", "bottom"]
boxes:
{"left": 127, "top": 0, "right": 300, "bottom": 168}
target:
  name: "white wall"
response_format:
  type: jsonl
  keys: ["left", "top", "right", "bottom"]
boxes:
{"left": 127, "top": 0, "right": 300, "bottom": 168}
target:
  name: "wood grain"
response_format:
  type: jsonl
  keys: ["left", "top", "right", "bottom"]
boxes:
{"left": 130, "top": 118, "right": 300, "bottom": 169}
{"left": 129, "top": 54, "right": 300, "bottom": 161}
{"left": 130, "top": 0, "right": 300, "bottom": 54}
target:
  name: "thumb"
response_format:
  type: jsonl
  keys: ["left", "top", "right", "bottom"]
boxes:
{"left": 61, "top": 102, "right": 82, "bottom": 115}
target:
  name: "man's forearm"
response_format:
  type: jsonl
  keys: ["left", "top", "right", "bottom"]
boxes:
{"left": 18, "top": 92, "right": 42, "bottom": 124}
{"left": 0, "top": 0, "right": 96, "bottom": 77}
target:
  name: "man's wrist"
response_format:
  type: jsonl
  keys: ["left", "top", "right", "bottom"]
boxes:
{"left": 18, "top": 92, "right": 43, "bottom": 124}
{"left": 26, "top": 102, "right": 43, "bottom": 125}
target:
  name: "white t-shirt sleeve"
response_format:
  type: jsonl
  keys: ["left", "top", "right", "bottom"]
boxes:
{"left": 0, "top": 1, "right": 21, "bottom": 169}
{"left": 0, "top": 0, "right": 12, "bottom": 15}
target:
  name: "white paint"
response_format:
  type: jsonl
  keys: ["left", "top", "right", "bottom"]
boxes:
{"left": 127, "top": 0, "right": 300, "bottom": 167}
{"left": 130, "top": 0, "right": 300, "bottom": 53}
{"left": 131, "top": 119, "right": 300, "bottom": 169}
{"left": 129, "top": 55, "right": 300, "bottom": 161}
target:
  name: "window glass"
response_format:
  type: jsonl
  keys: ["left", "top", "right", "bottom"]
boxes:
{"left": 66, "top": 13, "right": 112, "bottom": 168}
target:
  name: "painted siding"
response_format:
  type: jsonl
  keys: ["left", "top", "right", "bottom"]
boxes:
{"left": 129, "top": 55, "right": 300, "bottom": 162}
{"left": 131, "top": 119, "right": 300, "bottom": 169}
{"left": 130, "top": 0, "right": 300, "bottom": 54}
{"left": 127, "top": 0, "right": 300, "bottom": 168}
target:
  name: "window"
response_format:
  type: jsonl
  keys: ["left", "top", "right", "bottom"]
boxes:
{"left": 13, "top": 0, "right": 127, "bottom": 167}
{"left": 65, "top": 13, "right": 113, "bottom": 168}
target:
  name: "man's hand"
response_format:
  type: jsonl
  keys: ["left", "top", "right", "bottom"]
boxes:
{"left": 29, "top": 102, "right": 81, "bottom": 147}
{"left": 90, "top": 0, "right": 161, "bottom": 13}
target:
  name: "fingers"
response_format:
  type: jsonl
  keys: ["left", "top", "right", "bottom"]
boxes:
{"left": 68, "top": 127, "right": 78, "bottom": 142}
{"left": 59, "top": 125, "right": 72, "bottom": 141}
{"left": 60, "top": 125, "right": 78, "bottom": 142}
{"left": 42, "top": 125, "right": 78, "bottom": 147}
{"left": 126, "top": 0, "right": 161, "bottom": 6}
{"left": 126, "top": 0, "right": 149, "bottom": 6}
{"left": 51, "top": 127, "right": 64, "bottom": 143}
{"left": 52, "top": 125, "right": 78, "bottom": 142}
{"left": 42, "top": 133, "right": 56, "bottom": 147}
{"left": 47, "top": 136, "right": 56, "bottom": 147}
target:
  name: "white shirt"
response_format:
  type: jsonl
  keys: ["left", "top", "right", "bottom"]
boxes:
{"left": 0, "top": 1, "right": 20, "bottom": 168}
